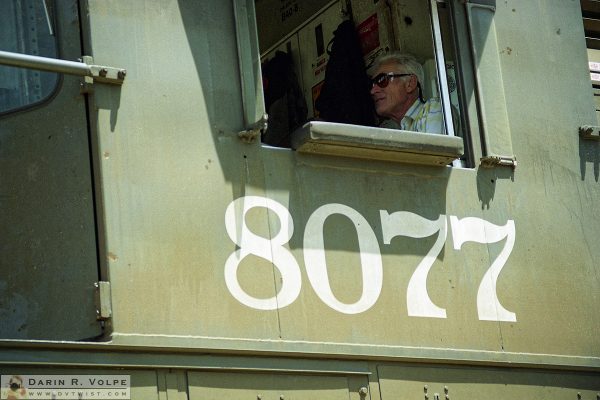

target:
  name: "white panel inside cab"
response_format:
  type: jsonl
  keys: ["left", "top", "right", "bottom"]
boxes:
{"left": 255, "top": 0, "right": 333, "bottom": 53}
{"left": 296, "top": 2, "right": 343, "bottom": 118}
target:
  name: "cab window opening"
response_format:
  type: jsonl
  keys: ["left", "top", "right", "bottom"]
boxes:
{"left": 253, "top": 0, "right": 466, "bottom": 159}
{"left": 581, "top": 0, "right": 600, "bottom": 123}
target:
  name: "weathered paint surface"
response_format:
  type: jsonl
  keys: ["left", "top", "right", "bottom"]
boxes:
{"left": 76, "top": 0, "right": 600, "bottom": 365}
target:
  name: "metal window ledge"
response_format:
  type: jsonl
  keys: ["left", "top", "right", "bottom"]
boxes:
{"left": 291, "top": 121, "right": 464, "bottom": 166}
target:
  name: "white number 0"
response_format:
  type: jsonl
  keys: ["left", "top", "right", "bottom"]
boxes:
{"left": 304, "top": 204, "right": 383, "bottom": 314}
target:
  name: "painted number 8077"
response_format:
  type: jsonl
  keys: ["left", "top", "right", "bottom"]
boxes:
{"left": 224, "top": 196, "right": 517, "bottom": 322}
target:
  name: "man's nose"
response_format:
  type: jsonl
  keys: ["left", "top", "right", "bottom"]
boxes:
{"left": 370, "top": 84, "right": 378, "bottom": 95}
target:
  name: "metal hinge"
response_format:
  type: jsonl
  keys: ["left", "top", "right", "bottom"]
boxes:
{"left": 81, "top": 55, "right": 126, "bottom": 84}
{"left": 579, "top": 125, "right": 600, "bottom": 140}
{"left": 480, "top": 155, "right": 517, "bottom": 168}
{"left": 238, "top": 113, "right": 268, "bottom": 143}
{"left": 80, "top": 55, "right": 126, "bottom": 93}
{"left": 94, "top": 281, "right": 112, "bottom": 320}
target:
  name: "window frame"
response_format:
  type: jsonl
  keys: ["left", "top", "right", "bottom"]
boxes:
{"left": 233, "top": 0, "right": 511, "bottom": 168}
{"left": 579, "top": 0, "right": 600, "bottom": 140}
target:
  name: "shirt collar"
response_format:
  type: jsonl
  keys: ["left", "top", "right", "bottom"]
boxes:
{"left": 403, "top": 98, "right": 423, "bottom": 121}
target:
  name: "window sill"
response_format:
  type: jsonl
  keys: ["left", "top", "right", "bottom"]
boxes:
{"left": 291, "top": 121, "right": 464, "bottom": 166}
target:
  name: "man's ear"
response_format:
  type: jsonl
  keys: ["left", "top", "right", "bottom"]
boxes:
{"left": 405, "top": 75, "right": 418, "bottom": 93}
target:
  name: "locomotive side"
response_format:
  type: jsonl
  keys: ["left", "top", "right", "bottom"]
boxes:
{"left": 0, "top": 0, "right": 599, "bottom": 399}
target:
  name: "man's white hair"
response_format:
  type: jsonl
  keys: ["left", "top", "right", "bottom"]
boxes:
{"left": 372, "top": 52, "right": 424, "bottom": 87}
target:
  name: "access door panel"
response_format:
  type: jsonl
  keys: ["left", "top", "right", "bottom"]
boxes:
{"left": 189, "top": 371, "right": 354, "bottom": 400}
{"left": 0, "top": 0, "right": 101, "bottom": 340}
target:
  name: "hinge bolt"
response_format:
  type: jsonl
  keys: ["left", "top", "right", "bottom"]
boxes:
{"left": 359, "top": 386, "right": 368, "bottom": 396}
{"left": 118, "top": 69, "right": 127, "bottom": 79}
{"left": 99, "top": 68, "right": 108, "bottom": 77}
{"left": 577, "top": 393, "right": 582, "bottom": 400}
{"left": 256, "top": 395, "right": 262, "bottom": 400}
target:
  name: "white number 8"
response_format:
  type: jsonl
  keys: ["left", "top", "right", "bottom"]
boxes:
{"left": 224, "top": 196, "right": 301, "bottom": 310}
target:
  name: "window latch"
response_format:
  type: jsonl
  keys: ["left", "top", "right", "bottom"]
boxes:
{"left": 238, "top": 113, "right": 268, "bottom": 143}
{"left": 480, "top": 155, "right": 517, "bottom": 168}
{"left": 579, "top": 125, "right": 600, "bottom": 141}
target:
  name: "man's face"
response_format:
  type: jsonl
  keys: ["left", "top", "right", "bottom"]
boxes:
{"left": 370, "top": 61, "right": 415, "bottom": 121}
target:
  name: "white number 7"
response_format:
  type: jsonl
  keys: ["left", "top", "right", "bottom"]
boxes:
{"left": 380, "top": 211, "right": 447, "bottom": 318}
{"left": 449, "top": 216, "right": 517, "bottom": 322}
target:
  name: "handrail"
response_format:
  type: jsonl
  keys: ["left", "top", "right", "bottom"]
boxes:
{"left": 0, "top": 50, "right": 90, "bottom": 76}
{"left": 0, "top": 51, "right": 126, "bottom": 84}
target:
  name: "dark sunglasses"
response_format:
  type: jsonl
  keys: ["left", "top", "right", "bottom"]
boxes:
{"left": 371, "top": 72, "right": 413, "bottom": 88}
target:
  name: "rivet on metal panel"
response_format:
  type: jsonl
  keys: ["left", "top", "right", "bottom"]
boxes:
{"left": 118, "top": 70, "right": 127, "bottom": 79}
{"left": 577, "top": 392, "right": 582, "bottom": 400}
{"left": 359, "top": 386, "right": 368, "bottom": 397}
{"left": 280, "top": 395, "right": 285, "bottom": 400}
{"left": 257, "top": 395, "right": 262, "bottom": 400}
{"left": 99, "top": 68, "right": 108, "bottom": 78}
{"left": 434, "top": 393, "right": 440, "bottom": 400}
{"left": 424, "top": 385, "right": 429, "bottom": 400}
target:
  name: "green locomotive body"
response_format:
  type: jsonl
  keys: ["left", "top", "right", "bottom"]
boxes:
{"left": 1, "top": 1, "right": 599, "bottom": 399}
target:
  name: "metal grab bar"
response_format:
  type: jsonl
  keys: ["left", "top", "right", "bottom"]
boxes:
{"left": 0, "top": 50, "right": 90, "bottom": 76}
{"left": 0, "top": 51, "right": 126, "bottom": 84}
